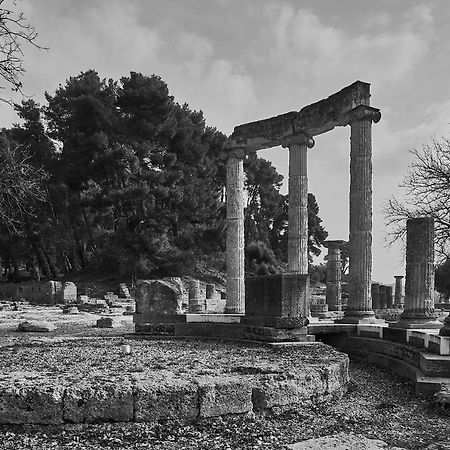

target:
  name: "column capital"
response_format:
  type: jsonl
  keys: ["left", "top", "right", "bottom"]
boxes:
{"left": 344, "top": 105, "right": 381, "bottom": 125}
{"left": 394, "top": 275, "right": 404, "bottom": 280}
{"left": 220, "top": 139, "right": 246, "bottom": 161}
{"left": 281, "top": 132, "right": 315, "bottom": 149}
{"left": 323, "top": 240, "right": 347, "bottom": 250}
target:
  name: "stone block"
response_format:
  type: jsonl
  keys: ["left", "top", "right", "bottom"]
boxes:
{"left": 196, "top": 376, "right": 253, "bottom": 418}
{"left": 96, "top": 317, "right": 113, "bottom": 328}
{"left": 17, "top": 320, "right": 57, "bottom": 332}
{"left": 64, "top": 381, "right": 133, "bottom": 423}
{"left": 61, "top": 282, "right": 77, "bottom": 304}
{"left": 134, "top": 375, "right": 198, "bottom": 421}
{"left": 252, "top": 369, "right": 327, "bottom": 410}
{"left": 134, "top": 279, "right": 187, "bottom": 320}
{"left": 245, "top": 274, "right": 309, "bottom": 327}
{"left": 63, "top": 306, "right": 79, "bottom": 314}
{"left": 0, "top": 376, "right": 64, "bottom": 424}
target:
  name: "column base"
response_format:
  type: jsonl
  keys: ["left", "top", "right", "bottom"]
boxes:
{"left": 336, "top": 310, "right": 378, "bottom": 324}
{"left": 390, "top": 319, "right": 443, "bottom": 330}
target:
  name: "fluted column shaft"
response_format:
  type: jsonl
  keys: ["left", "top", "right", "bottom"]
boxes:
{"left": 282, "top": 134, "right": 314, "bottom": 275}
{"left": 342, "top": 105, "right": 381, "bottom": 323}
{"left": 401, "top": 218, "right": 436, "bottom": 320}
{"left": 324, "top": 240, "right": 346, "bottom": 311}
{"left": 225, "top": 149, "right": 245, "bottom": 313}
{"left": 289, "top": 143, "right": 308, "bottom": 273}
{"left": 394, "top": 276, "right": 404, "bottom": 307}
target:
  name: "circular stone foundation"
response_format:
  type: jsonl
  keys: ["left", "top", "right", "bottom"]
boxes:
{"left": 0, "top": 337, "right": 348, "bottom": 424}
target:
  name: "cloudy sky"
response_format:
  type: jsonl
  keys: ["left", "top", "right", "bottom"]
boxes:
{"left": 2, "top": 0, "right": 450, "bottom": 283}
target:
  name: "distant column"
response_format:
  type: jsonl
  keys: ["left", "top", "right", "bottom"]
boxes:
{"left": 341, "top": 105, "right": 381, "bottom": 324}
{"left": 324, "top": 240, "right": 347, "bottom": 311}
{"left": 225, "top": 146, "right": 246, "bottom": 314}
{"left": 281, "top": 133, "right": 315, "bottom": 274}
{"left": 371, "top": 283, "right": 380, "bottom": 310}
{"left": 393, "top": 218, "right": 441, "bottom": 329}
{"left": 394, "top": 275, "right": 404, "bottom": 308}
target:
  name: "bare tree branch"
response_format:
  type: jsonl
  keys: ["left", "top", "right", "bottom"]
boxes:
{"left": 384, "top": 137, "right": 450, "bottom": 262}
{"left": 0, "top": 0, "right": 47, "bottom": 104}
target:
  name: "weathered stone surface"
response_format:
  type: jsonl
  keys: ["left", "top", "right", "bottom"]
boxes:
{"left": 96, "top": 317, "right": 113, "bottom": 328}
{"left": 288, "top": 433, "right": 403, "bottom": 450}
{"left": 226, "top": 150, "right": 245, "bottom": 313}
{"left": 282, "top": 134, "right": 313, "bottom": 274}
{"left": 253, "top": 369, "right": 328, "bottom": 410}
{"left": 245, "top": 274, "right": 309, "bottom": 326}
{"left": 395, "top": 218, "right": 440, "bottom": 329}
{"left": 64, "top": 380, "right": 133, "bottom": 423}
{"left": 342, "top": 105, "right": 380, "bottom": 323}
{"left": 231, "top": 81, "right": 371, "bottom": 149}
{"left": 197, "top": 376, "right": 253, "bottom": 417}
{"left": 61, "top": 282, "right": 77, "bottom": 304}
{"left": 324, "top": 241, "right": 346, "bottom": 311}
{"left": 371, "top": 283, "right": 380, "bottom": 309}
{"left": 134, "top": 279, "right": 187, "bottom": 321}
{"left": 17, "top": 320, "right": 57, "bottom": 332}
{"left": 394, "top": 275, "right": 404, "bottom": 307}
{"left": 0, "top": 374, "right": 64, "bottom": 424}
{"left": 134, "top": 373, "right": 198, "bottom": 421}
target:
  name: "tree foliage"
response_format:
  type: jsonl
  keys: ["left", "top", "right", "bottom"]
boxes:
{"left": 0, "top": 69, "right": 328, "bottom": 281}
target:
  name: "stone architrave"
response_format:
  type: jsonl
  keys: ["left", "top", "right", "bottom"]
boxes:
{"left": 281, "top": 133, "right": 315, "bottom": 274}
{"left": 393, "top": 218, "right": 441, "bottom": 329}
{"left": 340, "top": 105, "right": 381, "bottom": 324}
{"left": 225, "top": 146, "right": 246, "bottom": 314}
{"left": 323, "top": 240, "right": 347, "bottom": 311}
{"left": 394, "top": 275, "right": 404, "bottom": 308}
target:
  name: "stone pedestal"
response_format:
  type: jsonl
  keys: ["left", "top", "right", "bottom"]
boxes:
{"left": 394, "top": 275, "right": 404, "bottom": 308}
{"left": 282, "top": 134, "right": 315, "bottom": 275}
{"left": 243, "top": 274, "right": 310, "bottom": 328}
{"left": 225, "top": 147, "right": 245, "bottom": 313}
{"left": 392, "top": 218, "right": 441, "bottom": 329}
{"left": 340, "top": 105, "right": 381, "bottom": 324}
{"left": 324, "top": 240, "right": 346, "bottom": 311}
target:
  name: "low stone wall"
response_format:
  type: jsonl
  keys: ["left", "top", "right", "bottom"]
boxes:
{"left": 0, "top": 341, "right": 348, "bottom": 424}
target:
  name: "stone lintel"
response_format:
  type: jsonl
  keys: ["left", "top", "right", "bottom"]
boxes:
{"left": 231, "top": 80, "right": 371, "bottom": 147}
{"left": 323, "top": 240, "right": 347, "bottom": 250}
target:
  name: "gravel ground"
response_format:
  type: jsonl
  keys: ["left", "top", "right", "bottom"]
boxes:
{"left": 0, "top": 305, "right": 448, "bottom": 449}
{"left": 0, "top": 336, "right": 344, "bottom": 382}
{"left": 0, "top": 360, "right": 448, "bottom": 449}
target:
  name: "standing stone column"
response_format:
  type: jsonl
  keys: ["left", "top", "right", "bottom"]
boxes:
{"left": 394, "top": 275, "right": 404, "bottom": 308}
{"left": 324, "top": 240, "right": 347, "bottom": 311}
{"left": 393, "top": 218, "right": 441, "bottom": 329}
{"left": 371, "top": 283, "right": 380, "bottom": 310}
{"left": 281, "top": 133, "right": 315, "bottom": 274}
{"left": 341, "top": 105, "right": 381, "bottom": 324}
{"left": 225, "top": 147, "right": 246, "bottom": 314}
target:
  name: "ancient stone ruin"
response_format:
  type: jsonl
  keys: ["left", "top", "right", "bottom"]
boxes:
{"left": 223, "top": 80, "right": 381, "bottom": 325}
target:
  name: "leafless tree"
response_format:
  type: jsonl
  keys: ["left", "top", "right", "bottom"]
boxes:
{"left": 384, "top": 137, "right": 450, "bottom": 261}
{"left": 0, "top": 138, "right": 48, "bottom": 232}
{"left": 0, "top": 0, "right": 46, "bottom": 103}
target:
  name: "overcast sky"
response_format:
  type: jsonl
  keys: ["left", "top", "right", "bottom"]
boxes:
{"left": 2, "top": 0, "right": 450, "bottom": 283}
